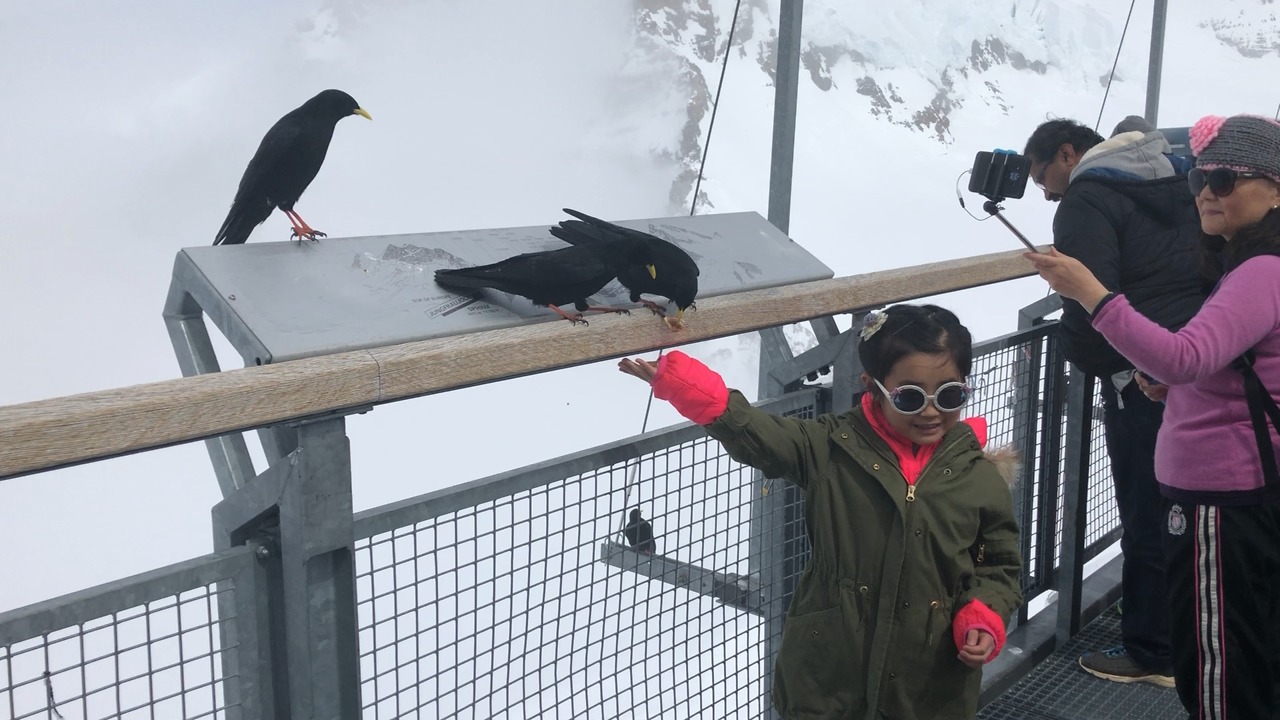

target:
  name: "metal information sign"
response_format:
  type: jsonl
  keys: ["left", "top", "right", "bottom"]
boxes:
{"left": 166, "top": 211, "right": 833, "bottom": 365}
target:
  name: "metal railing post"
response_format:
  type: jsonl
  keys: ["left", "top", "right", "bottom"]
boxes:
{"left": 1145, "top": 0, "right": 1169, "bottom": 126}
{"left": 212, "top": 414, "right": 361, "bottom": 719}
{"left": 276, "top": 416, "right": 360, "bottom": 719}
{"left": 1055, "top": 368, "right": 1095, "bottom": 644}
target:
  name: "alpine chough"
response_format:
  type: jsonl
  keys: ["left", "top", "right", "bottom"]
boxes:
{"left": 623, "top": 509, "right": 657, "bottom": 554}
{"left": 548, "top": 208, "right": 699, "bottom": 327}
{"left": 213, "top": 89, "right": 371, "bottom": 246}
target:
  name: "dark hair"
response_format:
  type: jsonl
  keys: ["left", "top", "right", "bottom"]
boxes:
{"left": 1023, "top": 119, "right": 1104, "bottom": 163}
{"left": 1199, "top": 207, "right": 1280, "bottom": 286}
{"left": 858, "top": 304, "right": 973, "bottom": 384}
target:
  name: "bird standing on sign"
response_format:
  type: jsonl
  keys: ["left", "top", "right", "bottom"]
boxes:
{"left": 433, "top": 242, "right": 653, "bottom": 325}
{"left": 549, "top": 208, "right": 700, "bottom": 328}
{"left": 623, "top": 509, "right": 657, "bottom": 555}
{"left": 213, "top": 89, "right": 371, "bottom": 246}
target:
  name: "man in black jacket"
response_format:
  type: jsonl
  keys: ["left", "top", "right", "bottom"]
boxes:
{"left": 1024, "top": 116, "right": 1205, "bottom": 688}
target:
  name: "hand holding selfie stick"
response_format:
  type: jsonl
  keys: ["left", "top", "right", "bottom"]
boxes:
{"left": 982, "top": 200, "right": 1042, "bottom": 254}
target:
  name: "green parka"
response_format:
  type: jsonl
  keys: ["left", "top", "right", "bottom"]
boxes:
{"left": 704, "top": 391, "right": 1024, "bottom": 720}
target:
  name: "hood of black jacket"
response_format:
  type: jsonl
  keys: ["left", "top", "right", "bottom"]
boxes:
{"left": 1065, "top": 130, "right": 1196, "bottom": 220}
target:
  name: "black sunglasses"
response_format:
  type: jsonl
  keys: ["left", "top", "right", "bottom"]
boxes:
{"left": 1188, "top": 167, "right": 1268, "bottom": 197}
{"left": 873, "top": 379, "right": 972, "bottom": 415}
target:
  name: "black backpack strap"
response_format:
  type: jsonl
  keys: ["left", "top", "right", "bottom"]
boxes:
{"left": 1232, "top": 350, "right": 1280, "bottom": 486}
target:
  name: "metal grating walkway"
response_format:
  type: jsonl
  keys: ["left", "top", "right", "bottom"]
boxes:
{"left": 980, "top": 607, "right": 1186, "bottom": 720}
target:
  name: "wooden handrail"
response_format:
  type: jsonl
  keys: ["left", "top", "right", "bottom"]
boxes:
{"left": 0, "top": 247, "right": 1040, "bottom": 479}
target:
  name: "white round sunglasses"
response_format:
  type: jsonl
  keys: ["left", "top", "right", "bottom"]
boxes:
{"left": 873, "top": 378, "right": 972, "bottom": 415}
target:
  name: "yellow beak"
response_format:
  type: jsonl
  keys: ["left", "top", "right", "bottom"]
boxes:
{"left": 646, "top": 264, "right": 657, "bottom": 279}
{"left": 354, "top": 107, "right": 373, "bottom": 121}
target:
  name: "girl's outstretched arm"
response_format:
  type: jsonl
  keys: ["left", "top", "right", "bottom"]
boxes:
{"left": 619, "top": 351, "right": 831, "bottom": 489}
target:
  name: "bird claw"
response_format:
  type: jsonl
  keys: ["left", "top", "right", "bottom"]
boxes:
{"left": 638, "top": 300, "right": 667, "bottom": 316}
{"left": 566, "top": 314, "right": 589, "bottom": 326}
{"left": 290, "top": 229, "right": 327, "bottom": 242}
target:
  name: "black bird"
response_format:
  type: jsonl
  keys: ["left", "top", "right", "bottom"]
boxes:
{"left": 434, "top": 242, "right": 652, "bottom": 325}
{"left": 549, "top": 208, "right": 700, "bottom": 326}
{"left": 214, "top": 89, "right": 371, "bottom": 246}
{"left": 623, "top": 509, "right": 657, "bottom": 555}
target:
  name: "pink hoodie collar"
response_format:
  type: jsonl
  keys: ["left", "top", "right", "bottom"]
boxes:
{"left": 859, "top": 392, "right": 988, "bottom": 484}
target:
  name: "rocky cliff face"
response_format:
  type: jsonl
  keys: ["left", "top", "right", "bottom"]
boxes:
{"left": 630, "top": 0, "right": 1279, "bottom": 211}
{"left": 1202, "top": 1, "right": 1279, "bottom": 57}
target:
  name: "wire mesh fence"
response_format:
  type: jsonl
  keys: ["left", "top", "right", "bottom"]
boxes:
{"left": 1082, "top": 381, "right": 1121, "bottom": 550}
{"left": 0, "top": 547, "right": 261, "bottom": 720}
{"left": 348, "top": 323, "right": 1115, "bottom": 719}
{"left": 351, "top": 393, "right": 817, "bottom": 720}
{"left": 0, "top": 321, "right": 1122, "bottom": 719}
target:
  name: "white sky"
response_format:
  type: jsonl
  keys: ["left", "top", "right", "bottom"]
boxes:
{"left": 1, "top": 0, "right": 1277, "bottom": 614}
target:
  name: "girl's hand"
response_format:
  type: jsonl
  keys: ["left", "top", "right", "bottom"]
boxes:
{"left": 1023, "top": 248, "right": 1112, "bottom": 314}
{"left": 618, "top": 358, "right": 660, "bottom": 385}
{"left": 958, "top": 629, "right": 996, "bottom": 668}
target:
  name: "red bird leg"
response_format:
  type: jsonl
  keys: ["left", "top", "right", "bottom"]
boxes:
{"left": 583, "top": 305, "right": 632, "bottom": 316}
{"left": 282, "top": 209, "right": 327, "bottom": 241}
{"left": 547, "top": 304, "right": 589, "bottom": 325}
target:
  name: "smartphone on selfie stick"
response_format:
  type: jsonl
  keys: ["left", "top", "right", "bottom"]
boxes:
{"left": 967, "top": 150, "right": 1043, "bottom": 254}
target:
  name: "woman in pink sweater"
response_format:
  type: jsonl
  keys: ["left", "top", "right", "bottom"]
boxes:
{"left": 1027, "top": 114, "right": 1280, "bottom": 719}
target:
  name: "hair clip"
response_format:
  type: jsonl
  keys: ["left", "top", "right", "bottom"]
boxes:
{"left": 859, "top": 311, "right": 888, "bottom": 341}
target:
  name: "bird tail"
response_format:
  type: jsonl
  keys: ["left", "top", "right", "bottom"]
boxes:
{"left": 213, "top": 202, "right": 272, "bottom": 246}
{"left": 434, "top": 266, "right": 505, "bottom": 288}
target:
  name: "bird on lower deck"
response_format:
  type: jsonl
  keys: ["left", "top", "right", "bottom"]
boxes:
{"left": 433, "top": 242, "right": 653, "bottom": 325}
{"left": 213, "top": 89, "right": 371, "bottom": 246}
{"left": 549, "top": 208, "right": 700, "bottom": 327}
{"left": 623, "top": 509, "right": 657, "bottom": 555}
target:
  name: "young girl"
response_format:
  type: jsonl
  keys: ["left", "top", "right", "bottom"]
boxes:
{"left": 619, "top": 304, "right": 1023, "bottom": 720}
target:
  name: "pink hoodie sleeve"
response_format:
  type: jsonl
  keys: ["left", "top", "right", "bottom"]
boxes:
{"left": 651, "top": 351, "right": 730, "bottom": 425}
{"left": 1092, "top": 255, "right": 1280, "bottom": 384}
{"left": 953, "top": 599, "right": 1007, "bottom": 662}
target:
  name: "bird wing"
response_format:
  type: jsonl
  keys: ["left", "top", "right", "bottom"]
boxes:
{"left": 548, "top": 220, "right": 615, "bottom": 247}
{"left": 212, "top": 122, "right": 306, "bottom": 245}
{"left": 561, "top": 208, "right": 653, "bottom": 243}
{"left": 233, "top": 122, "right": 304, "bottom": 205}
{"left": 435, "top": 245, "right": 617, "bottom": 308}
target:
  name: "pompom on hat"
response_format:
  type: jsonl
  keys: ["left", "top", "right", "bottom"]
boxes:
{"left": 1190, "top": 114, "right": 1280, "bottom": 183}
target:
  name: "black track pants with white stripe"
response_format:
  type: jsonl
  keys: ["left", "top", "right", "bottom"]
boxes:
{"left": 1162, "top": 498, "right": 1280, "bottom": 719}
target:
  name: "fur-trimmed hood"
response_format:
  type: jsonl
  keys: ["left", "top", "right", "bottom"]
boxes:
{"left": 984, "top": 444, "right": 1022, "bottom": 489}
{"left": 955, "top": 413, "right": 1022, "bottom": 489}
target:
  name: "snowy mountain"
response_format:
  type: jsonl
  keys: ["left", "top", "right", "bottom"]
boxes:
{"left": 625, "top": 0, "right": 1279, "bottom": 216}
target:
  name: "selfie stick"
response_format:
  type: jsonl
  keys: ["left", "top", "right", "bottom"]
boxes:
{"left": 982, "top": 200, "right": 1041, "bottom": 253}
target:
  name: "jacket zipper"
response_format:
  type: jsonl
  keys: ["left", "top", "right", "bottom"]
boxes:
{"left": 905, "top": 434, "right": 967, "bottom": 502}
